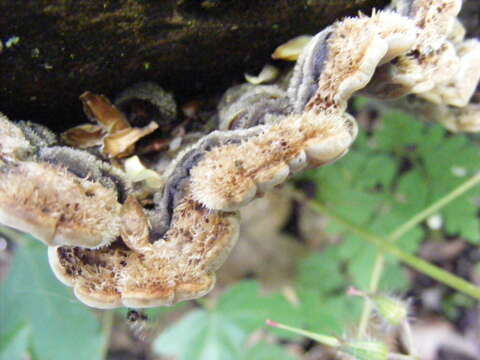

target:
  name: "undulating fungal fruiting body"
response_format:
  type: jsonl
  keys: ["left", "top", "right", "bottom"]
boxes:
{"left": 0, "top": 0, "right": 479, "bottom": 308}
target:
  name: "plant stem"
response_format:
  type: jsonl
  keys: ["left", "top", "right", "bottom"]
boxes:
{"left": 357, "top": 254, "right": 384, "bottom": 336}
{"left": 266, "top": 320, "right": 341, "bottom": 347}
{"left": 305, "top": 199, "right": 480, "bottom": 300}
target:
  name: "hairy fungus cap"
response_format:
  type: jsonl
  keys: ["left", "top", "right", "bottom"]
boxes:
{"left": 190, "top": 111, "right": 357, "bottom": 211}
{"left": 418, "top": 39, "right": 480, "bottom": 107}
{"left": 366, "top": 0, "right": 468, "bottom": 100}
{"left": 47, "top": 193, "right": 240, "bottom": 308}
{"left": 0, "top": 161, "right": 122, "bottom": 247}
{"left": 289, "top": 11, "right": 416, "bottom": 113}
{"left": 435, "top": 103, "right": 480, "bottom": 133}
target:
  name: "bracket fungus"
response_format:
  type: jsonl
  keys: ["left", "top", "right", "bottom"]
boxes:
{"left": 1, "top": 0, "right": 480, "bottom": 308}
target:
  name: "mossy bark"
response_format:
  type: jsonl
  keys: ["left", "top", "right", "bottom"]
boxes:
{"left": 0, "top": 0, "right": 388, "bottom": 130}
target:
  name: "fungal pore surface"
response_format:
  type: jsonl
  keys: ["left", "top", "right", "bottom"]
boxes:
{"left": 0, "top": 0, "right": 479, "bottom": 308}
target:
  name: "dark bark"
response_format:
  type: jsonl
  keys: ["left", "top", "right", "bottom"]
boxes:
{"left": 459, "top": 0, "right": 480, "bottom": 39}
{"left": 0, "top": 0, "right": 388, "bottom": 130}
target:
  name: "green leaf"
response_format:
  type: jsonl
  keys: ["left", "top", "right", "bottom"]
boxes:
{"left": 241, "top": 342, "right": 296, "bottom": 360}
{"left": 294, "top": 289, "right": 361, "bottom": 336}
{"left": 395, "top": 170, "right": 428, "bottom": 214}
{"left": 153, "top": 281, "right": 298, "bottom": 360}
{"left": 182, "top": 312, "right": 246, "bottom": 360}
{"left": 418, "top": 132, "right": 480, "bottom": 243}
{"left": 216, "top": 281, "right": 271, "bottom": 333}
{"left": 216, "top": 281, "right": 300, "bottom": 335}
{"left": 0, "top": 239, "right": 106, "bottom": 360}
{"left": 347, "top": 245, "right": 377, "bottom": 289}
{"left": 354, "top": 154, "right": 397, "bottom": 190}
{"left": 0, "top": 322, "right": 31, "bottom": 360}
{"left": 311, "top": 153, "right": 384, "bottom": 228}
{"left": 293, "top": 247, "right": 364, "bottom": 336}
{"left": 347, "top": 246, "right": 408, "bottom": 291}
{"left": 443, "top": 199, "right": 480, "bottom": 242}
{"left": 153, "top": 310, "right": 210, "bottom": 358}
{"left": 367, "top": 170, "right": 427, "bottom": 254}
{"left": 155, "top": 308, "right": 246, "bottom": 360}
{"left": 296, "top": 247, "right": 345, "bottom": 294}
{"left": 379, "top": 262, "right": 409, "bottom": 291}
{"left": 336, "top": 234, "right": 366, "bottom": 259}
{"left": 372, "top": 111, "right": 423, "bottom": 153}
